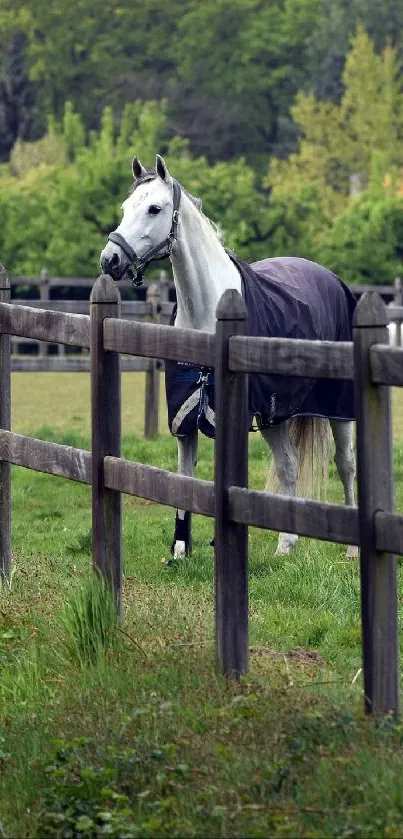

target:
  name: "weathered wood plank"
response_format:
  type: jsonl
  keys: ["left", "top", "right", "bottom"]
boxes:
{"left": 11, "top": 299, "right": 152, "bottom": 318}
{"left": 10, "top": 356, "right": 153, "bottom": 373}
{"left": 11, "top": 336, "right": 54, "bottom": 345}
{"left": 228, "top": 487, "right": 359, "bottom": 545}
{"left": 38, "top": 269, "right": 49, "bottom": 358}
{"left": 0, "top": 266, "right": 11, "bottom": 581}
{"left": 104, "top": 457, "right": 214, "bottom": 516}
{"left": 104, "top": 316, "right": 215, "bottom": 367}
{"left": 229, "top": 336, "right": 353, "bottom": 379}
{"left": 351, "top": 284, "right": 399, "bottom": 298}
{"left": 11, "top": 276, "right": 97, "bottom": 289}
{"left": 0, "top": 429, "right": 91, "bottom": 483}
{"left": 91, "top": 275, "right": 122, "bottom": 609}
{"left": 0, "top": 302, "right": 90, "bottom": 348}
{"left": 370, "top": 345, "right": 403, "bottom": 386}
{"left": 354, "top": 292, "right": 398, "bottom": 715}
{"left": 9, "top": 277, "right": 396, "bottom": 303}
{"left": 11, "top": 275, "right": 136, "bottom": 290}
{"left": 159, "top": 302, "right": 175, "bottom": 319}
{"left": 215, "top": 290, "right": 249, "bottom": 678}
{"left": 375, "top": 511, "right": 403, "bottom": 556}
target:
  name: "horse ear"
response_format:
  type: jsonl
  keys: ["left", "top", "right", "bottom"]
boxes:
{"left": 132, "top": 156, "right": 147, "bottom": 181}
{"left": 156, "top": 154, "right": 172, "bottom": 184}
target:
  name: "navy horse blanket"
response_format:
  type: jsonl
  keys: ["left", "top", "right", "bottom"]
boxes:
{"left": 165, "top": 254, "right": 357, "bottom": 438}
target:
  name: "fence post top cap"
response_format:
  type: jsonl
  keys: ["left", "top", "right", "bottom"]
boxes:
{"left": 216, "top": 288, "right": 247, "bottom": 320}
{"left": 354, "top": 291, "right": 388, "bottom": 327}
{"left": 90, "top": 274, "right": 121, "bottom": 304}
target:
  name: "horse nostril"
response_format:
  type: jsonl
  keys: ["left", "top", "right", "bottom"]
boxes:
{"left": 110, "top": 253, "right": 120, "bottom": 268}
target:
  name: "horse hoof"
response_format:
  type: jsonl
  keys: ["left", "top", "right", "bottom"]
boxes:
{"left": 173, "top": 540, "right": 187, "bottom": 559}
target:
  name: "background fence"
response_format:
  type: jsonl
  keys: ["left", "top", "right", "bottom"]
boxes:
{"left": 0, "top": 263, "right": 403, "bottom": 715}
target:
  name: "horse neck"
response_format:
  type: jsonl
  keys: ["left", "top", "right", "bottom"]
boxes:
{"left": 170, "top": 196, "right": 242, "bottom": 332}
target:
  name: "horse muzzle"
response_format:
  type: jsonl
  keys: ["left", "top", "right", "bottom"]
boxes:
{"left": 100, "top": 240, "right": 132, "bottom": 281}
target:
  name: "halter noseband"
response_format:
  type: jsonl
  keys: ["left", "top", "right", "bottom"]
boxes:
{"left": 107, "top": 178, "right": 182, "bottom": 287}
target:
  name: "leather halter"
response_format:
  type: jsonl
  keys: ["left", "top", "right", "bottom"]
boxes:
{"left": 107, "top": 178, "right": 182, "bottom": 287}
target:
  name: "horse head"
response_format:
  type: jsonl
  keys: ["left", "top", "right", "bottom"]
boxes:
{"left": 100, "top": 154, "right": 178, "bottom": 283}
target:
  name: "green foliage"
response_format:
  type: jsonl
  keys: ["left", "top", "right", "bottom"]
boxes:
{"left": 38, "top": 738, "right": 137, "bottom": 838}
{"left": 315, "top": 189, "right": 403, "bottom": 283}
{"left": 0, "top": 100, "right": 171, "bottom": 275}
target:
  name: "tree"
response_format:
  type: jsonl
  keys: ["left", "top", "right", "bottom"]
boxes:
{"left": 267, "top": 28, "right": 403, "bottom": 218}
{"left": 312, "top": 0, "right": 403, "bottom": 102}
{"left": 0, "top": 31, "right": 41, "bottom": 161}
{"left": 314, "top": 188, "right": 403, "bottom": 284}
{"left": 173, "top": 0, "right": 321, "bottom": 164}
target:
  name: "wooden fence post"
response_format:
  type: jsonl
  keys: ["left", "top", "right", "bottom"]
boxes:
{"left": 0, "top": 265, "right": 11, "bottom": 582}
{"left": 39, "top": 267, "right": 50, "bottom": 358}
{"left": 394, "top": 277, "right": 402, "bottom": 347}
{"left": 215, "top": 289, "right": 249, "bottom": 677}
{"left": 144, "top": 283, "right": 161, "bottom": 439}
{"left": 159, "top": 269, "right": 169, "bottom": 303}
{"left": 353, "top": 292, "right": 399, "bottom": 714}
{"left": 90, "top": 274, "right": 122, "bottom": 611}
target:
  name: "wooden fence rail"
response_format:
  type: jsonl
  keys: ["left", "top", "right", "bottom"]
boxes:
{"left": 0, "top": 264, "right": 402, "bottom": 714}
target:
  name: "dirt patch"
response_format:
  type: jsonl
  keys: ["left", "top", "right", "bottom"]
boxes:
{"left": 250, "top": 645, "right": 325, "bottom": 665}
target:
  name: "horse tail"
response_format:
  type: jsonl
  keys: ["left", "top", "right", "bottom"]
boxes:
{"left": 265, "top": 416, "right": 331, "bottom": 500}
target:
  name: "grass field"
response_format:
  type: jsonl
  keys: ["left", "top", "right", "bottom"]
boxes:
{"left": 1, "top": 372, "right": 403, "bottom": 838}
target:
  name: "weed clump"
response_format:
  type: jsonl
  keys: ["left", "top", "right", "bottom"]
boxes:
{"left": 60, "top": 574, "right": 120, "bottom": 668}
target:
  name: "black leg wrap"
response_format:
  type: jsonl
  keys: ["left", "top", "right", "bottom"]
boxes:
{"left": 170, "top": 511, "right": 192, "bottom": 556}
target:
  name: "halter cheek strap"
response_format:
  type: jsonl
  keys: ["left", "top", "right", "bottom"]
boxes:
{"left": 107, "top": 179, "right": 182, "bottom": 287}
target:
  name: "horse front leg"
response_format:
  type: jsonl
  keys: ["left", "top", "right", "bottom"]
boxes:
{"left": 261, "top": 423, "right": 299, "bottom": 555}
{"left": 171, "top": 429, "right": 198, "bottom": 559}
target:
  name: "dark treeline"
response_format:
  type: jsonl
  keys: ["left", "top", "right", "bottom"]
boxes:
{"left": 1, "top": 0, "right": 403, "bottom": 166}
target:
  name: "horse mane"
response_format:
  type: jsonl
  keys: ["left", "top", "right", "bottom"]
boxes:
{"left": 130, "top": 170, "right": 224, "bottom": 242}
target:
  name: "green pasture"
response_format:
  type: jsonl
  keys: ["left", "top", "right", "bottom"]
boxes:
{"left": 1, "top": 373, "right": 403, "bottom": 838}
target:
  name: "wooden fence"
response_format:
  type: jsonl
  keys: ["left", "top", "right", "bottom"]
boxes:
{"left": 7, "top": 271, "right": 403, "bottom": 440}
{"left": 1, "top": 264, "right": 403, "bottom": 715}
{"left": 9, "top": 279, "right": 174, "bottom": 439}
{"left": 9, "top": 267, "right": 173, "bottom": 367}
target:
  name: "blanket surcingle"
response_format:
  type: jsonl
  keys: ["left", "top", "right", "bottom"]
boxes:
{"left": 165, "top": 254, "right": 357, "bottom": 438}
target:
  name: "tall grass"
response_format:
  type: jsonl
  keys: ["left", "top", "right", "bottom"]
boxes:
{"left": 60, "top": 574, "right": 120, "bottom": 668}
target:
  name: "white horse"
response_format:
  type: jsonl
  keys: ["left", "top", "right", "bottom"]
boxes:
{"left": 100, "top": 155, "right": 357, "bottom": 560}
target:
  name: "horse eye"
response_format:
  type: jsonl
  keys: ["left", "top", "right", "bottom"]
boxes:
{"left": 148, "top": 205, "right": 161, "bottom": 215}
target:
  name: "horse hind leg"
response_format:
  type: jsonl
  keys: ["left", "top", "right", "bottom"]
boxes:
{"left": 261, "top": 423, "right": 299, "bottom": 555}
{"left": 329, "top": 419, "right": 358, "bottom": 558}
{"left": 171, "top": 430, "right": 198, "bottom": 560}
